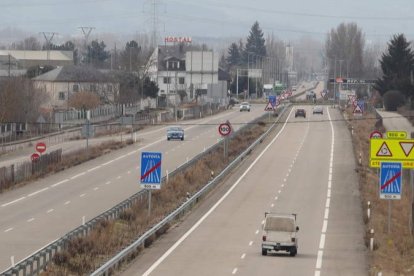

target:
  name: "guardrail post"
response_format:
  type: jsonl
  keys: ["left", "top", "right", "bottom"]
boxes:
{"left": 370, "top": 229, "right": 375, "bottom": 251}
{"left": 367, "top": 201, "right": 371, "bottom": 220}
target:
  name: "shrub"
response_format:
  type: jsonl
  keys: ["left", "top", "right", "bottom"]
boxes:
{"left": 383, "top": 90, "right": 405, "bottom": 111}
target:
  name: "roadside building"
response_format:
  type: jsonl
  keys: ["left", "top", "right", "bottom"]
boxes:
{"left": 0, "top": 50, "right": 73, "bottom": 69}
{"left": 147, "top": 44, "right": 227, "bottom": 107}
{"left": 33, "top": 66, "right": 119, "bottom": 110}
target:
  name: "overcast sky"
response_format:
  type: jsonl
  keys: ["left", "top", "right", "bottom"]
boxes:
{"left": 1, "top": 0, "right": 414, "bottom": 44}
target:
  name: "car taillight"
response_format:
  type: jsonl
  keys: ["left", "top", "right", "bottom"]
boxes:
{"left": 291, "top": 237, "right": 296, "bottom": 242}
{"left": 262, "top": 235, "right": 266, "bottom": 241}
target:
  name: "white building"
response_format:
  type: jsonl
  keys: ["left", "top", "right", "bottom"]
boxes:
{"left": 147, "top": 44, "right": 226, "bottom": 107}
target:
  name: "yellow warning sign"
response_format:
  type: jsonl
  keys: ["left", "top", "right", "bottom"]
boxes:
{"left": 370, "top": 138, "right": 414, "bottom": 168}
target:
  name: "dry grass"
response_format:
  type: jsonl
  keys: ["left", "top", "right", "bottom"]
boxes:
{"left": 43, "top": 121, "right": 269, "bottom": 275}
{"left": 346, "top": 108, "right": 414, "bottom": 275}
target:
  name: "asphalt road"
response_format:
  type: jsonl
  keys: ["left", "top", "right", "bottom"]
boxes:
{"left": 121, "top": 105, "right": 367, "bottom": 276}
{"left": 0, "top": 103, "right": 273, "bottom": 271}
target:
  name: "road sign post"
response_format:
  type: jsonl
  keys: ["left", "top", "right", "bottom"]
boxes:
{"left": 218, "top": 122, "right": 232, "bottom": 158}
{"left": 140, "top": 152, "right": 162, "bottom": 216}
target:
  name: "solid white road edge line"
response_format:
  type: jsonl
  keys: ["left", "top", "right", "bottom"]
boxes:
{"left": 314, "top": 107, "right": 335, "bottom": 274}
{"left": 142, "top": 107, "right": 294, "bottom": 276}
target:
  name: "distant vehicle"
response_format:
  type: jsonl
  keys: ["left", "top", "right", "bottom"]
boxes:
{"left": 313, "top": 106, "right": 323, "bottom": 114}
{"left": 239, "top": 102, "right": 251, "bottom": 112}
{"left": 291, "top": 85, "right": 297, "bottom": 91}
{"left": 295, "top": 108, "right": 306, "bottom": 118}
{"left": 262, "top": 213, "right": 299, "bottom": 256}
{"left": 167, "top": 126, "right": 184, "bottom": 141}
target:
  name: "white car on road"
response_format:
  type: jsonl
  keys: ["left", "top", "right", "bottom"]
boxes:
{"left": 239, "top": 102, "right": 251, "bottom": 112}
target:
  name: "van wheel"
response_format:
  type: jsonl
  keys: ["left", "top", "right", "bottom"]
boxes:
{"left": 262, "top": 249, "right": 267, "bottom": 256}
{"left": 289, "top": 248, "right": 297, "bottom": 257}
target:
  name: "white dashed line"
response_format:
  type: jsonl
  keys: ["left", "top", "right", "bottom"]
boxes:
{"left": 322, "top": 220, "right": 328, "bottom": 233}
{"left": 325, "top": 198, "right": 331, "bottom": 208}
{"left": 2, "top": 197, "right": 26, "bottom": 207}
{"left": 241, "top": 253, "right": 246, "bottom": 259}
{"left": 80, "top": 194, "right": 86, "bottom": 198}
{"left": 88, "top": 166, "right": 101, "bottom": 172}
{"left": 283, "top": 178, "right": 287, "bottom": 182}
{"left": 47, "top": 209, "right": 54, "bottom": 213}
{"left": 102, "top": 160, "right": 114, "bottom": 166}
{"left": 232, "top": 268, "right": 238, "bottom": 274}
{"left": 278, "top": 190, "right": 281, "bottom": 194}
{"left": 117, "top": 176, "right": 122, "bottom": 179}
{"left": 28, "top": 187, "right": 49, "bottom": 197}
{"left": 274, "top": 196, "right": 278, "bottom": 200}
{"left": 324, "top": 208, "right": 329, "bottom": 219}
{"left": 319, "top": 234, "right": 326, "bottom": 249}
{"left": 27, "top": 218, "right": 35, "bottom": 222}
{"left": 314, "top": 271, "right": 321, "bottom": 276}
{"left": 71, "top": 172, "right": 86, "bottom": 179}
{"left": 316, "top": 250, "right": 323, "bottom": 269}
{"left": 261, "top": 220, "right": 265, "bottom": 225}
{"left": 105, "top": 181, "right": 111, "bottom": 185}
{"left": 327, "top": 189, "right": 331, "bottom": 198}
{"left": 249, "top": 241, "right": 253, "bottom": 246}
{"left": 64, "top": 201, "right": 71, "bottom": 205}
{"left": 281, "top": 184, "right": 285, "bottom": 188}
{"left": 4, "top": 228, "right": 13, "bottom": 233}
{"left": 51, "top": 179, "right": 69, "bottom": 187}
{"left": 255, "top": 230, "right": 259, "bottom": 235}
{"left": 94, "top": 187, "right": 99, "bottom": 191}
{"left": 271, "top": 203, "right": 274, "bottom": 208}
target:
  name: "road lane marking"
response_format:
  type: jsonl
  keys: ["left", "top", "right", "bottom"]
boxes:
{"left": 28, "top": 187, "right": 49, "bottom": 197}
{"left": 278, "top": 190, "right": 281, "bottom": 194}
{"left": 47, "top": 209, "right": 54, "bottom": 213}
{"left": 4, "top": 228, "right": 13, "bottom": 233}
{"left": 88, "top": 166, "right": 101, "bottom": 172}
{"left": 319, "top": 234, "right": 326, "bottom": 249}
{"left": 283, "top": 178, "right": 287, "bottom": 182}
{"left": 314, "top": 107, "right": 335, "bottom": 274}
{"left": 2, "top": 197, "right": 26, "bottom": 207}
{"left": 142, "top": 108, "right": 295, "bottom": 276}
{"left": 51, "top": 179, "right": 69, "bottom": 187}
{"left": 27, "top": 218, "right": 34, "bottom": 222}
{"left": 232, "top": 268, "right": 238, "bottom": 274}
{"left": 117, "top": 176, "right": 122, "bottom": 179}
{"left": 324, "top": 208, "right": 329, "bottom": 219}
{"left": 80, "top": 194, "right": 86, "bottom": 197}
{"left": 255, "top": 230, "right": 259, "bottom": 235}
{"left": 316, "top": 250, "right": 323, "bottom": 269}
{"left": 271, "top": 203, "right": 274, "bottom": 208}
{"left": 241, "top": 253, "right": 246, "bottom": 259}
{"left": 71, "top": 172, "right": 86, "bottom": 179}
{"left": 261, "top": 220, "right": 265, "bottom": 225}
{"left": 274, "top": 196, "right": 278, "bottom": 200}
{"left": 249, "top": 241, "right": 253, "bottom": 246}
{"left": 281, "top": 184, "right": 285, "bottom": 187}
{"left": 102, "top": 160, "right": 114, "bottom": 166}
{"left": 94, "top": 187, "right": 99, "bottom": 191}
{"left": 105, "top": 181, "right": 111, "bottom": 185}
{"left": 64, "top": 201, "right": 71, "bottom": 205}
{"left": 322, "top": 220, "right": 328, "bottom": 233}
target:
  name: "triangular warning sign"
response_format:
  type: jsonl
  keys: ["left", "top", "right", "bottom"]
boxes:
{"left": 353, "top": 104, "right": 363, "bottom": 114}
{"left": 400, "top": 142, "right": 414, "bottom": 157}
{"left": 376, "top": 142, "right": 392, "bottom": 157}
{"left": 264, "top": 102, "right": 274, "bottom": 111}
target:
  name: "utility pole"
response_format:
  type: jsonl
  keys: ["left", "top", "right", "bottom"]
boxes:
{"left": 40, "top": 32, "right": 58, "bottom": 64}
{"left": 78, "top": 27, "right": 95, "bottom": 64}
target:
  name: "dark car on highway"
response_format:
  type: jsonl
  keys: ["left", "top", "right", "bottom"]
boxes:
{"left": 295, "top": 108, "right": 306, "bottom": 118}
{"left": 167, "top": 127, "right": 184, "bottom": 141}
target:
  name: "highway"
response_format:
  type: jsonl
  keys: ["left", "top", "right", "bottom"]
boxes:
{"left": 121, "top": 105, "right": 367, "bottom": 275}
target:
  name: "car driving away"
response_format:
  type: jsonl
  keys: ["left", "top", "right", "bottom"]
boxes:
{"left": 313, "top": 106, "right": 323, "bottom": 114}
{"left": 167, "top": 126, "right": 184, "bottom": 141}
{"left": 239, "top": 102, "right": 251, "bottom": 112}
{"left": 261, "top": 213, "right": 299, "bottom": 257}
{"left": 295, "top": 108, "right": 306, "bottom": 118}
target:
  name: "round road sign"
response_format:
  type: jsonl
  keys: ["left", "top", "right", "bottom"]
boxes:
{"left": 218, "top": 123, "right": 231, "bottom": 136}
{"left": 370, "top": 130, "right": 383, "bottom": 139}
{"left": 35, "top": 142, "right": 47, "bottom": 154}
{"left": 31, "top": 153, "right": 40, "bottom": 162}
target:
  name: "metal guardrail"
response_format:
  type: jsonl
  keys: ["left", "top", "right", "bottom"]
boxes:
{"left": 90, "top": 104, "right": 291, "bottom": 276}
{"left": 1, "top": 104, "right": 290, "bottom": 276}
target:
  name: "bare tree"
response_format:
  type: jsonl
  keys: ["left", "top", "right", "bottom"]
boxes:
{"left": 325, "top": 22, "right": 365, "bottom": 79}
{"left": 0, "top": 77, "right": 48, "bottom": 122}
{"left": 68, "top": 91, "right": 101, "bottom": 110}
{"left": 11, "top": 36, "right": 42, "bottom": 50}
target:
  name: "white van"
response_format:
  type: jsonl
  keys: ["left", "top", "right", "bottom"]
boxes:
{"left": 261, "top": 213, "right": 299, "bottom": 256}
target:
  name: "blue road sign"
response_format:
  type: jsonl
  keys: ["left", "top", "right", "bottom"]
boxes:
{"left": 269, "top": 95, "right": 277, "bottom": 107}
{"left": 380, "top": 162, "right": 402, "bottom": 200}
{"left": 357, "top": 100, "right": 365, "bottom": 112}
{"left": 140, "top": 152, "right": 162, "bottom": 189}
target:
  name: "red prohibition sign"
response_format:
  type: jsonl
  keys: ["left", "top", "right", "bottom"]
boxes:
{"left": 218, "top": 123, "right": 231, "bottom": 136}
{"left": 36, "top": 142, "right": 47, "bottom": 154}
{"left": 31, "top": 153, "right": 40, "bottom": 162}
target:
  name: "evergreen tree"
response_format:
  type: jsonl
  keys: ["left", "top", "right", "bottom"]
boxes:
{"left": 243, "top": 21, "right": 266, "bottom": 64}
{"left": 374, "top": 34, "right": 414, "bottom": 101}
{"left": 86, "top": 40, "right": 110, "bottom": 68}
{"left": 226, "top": 43, "right": 241, "bottom": 68}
